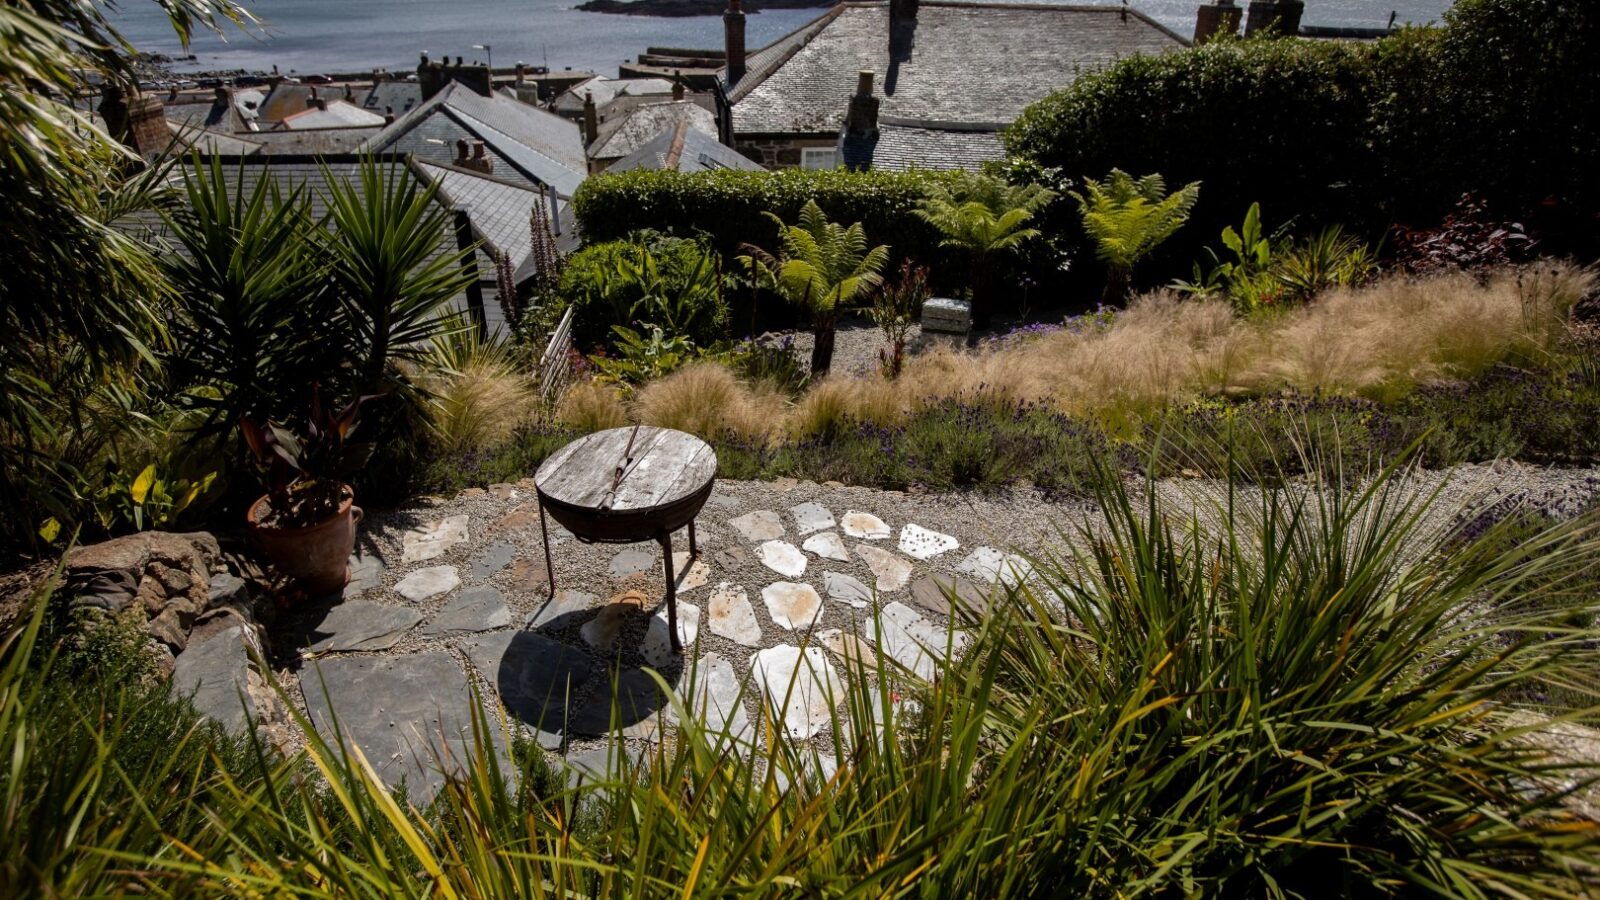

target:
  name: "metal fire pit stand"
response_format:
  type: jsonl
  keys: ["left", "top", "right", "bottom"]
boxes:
{"left": 533, "top": 426, "right": 717, "bottom": 652}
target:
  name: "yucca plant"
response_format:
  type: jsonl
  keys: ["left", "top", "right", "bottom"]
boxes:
{"left": 739, "top": 199, "right": 890, "bottom": 376}
{"left": 915, "top": 172, "right": 1055, "bottom": 329}
{"left": 1071, "top": 169, "right": 1201, "bottom": 304}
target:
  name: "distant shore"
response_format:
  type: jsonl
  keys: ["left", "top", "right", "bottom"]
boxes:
{"left": 576, "top": 0, "right": 830, "bottom": 17}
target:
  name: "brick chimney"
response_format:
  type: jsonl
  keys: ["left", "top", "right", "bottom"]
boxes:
{"left": 672, "top": 70, "right": 685, "bottom": 101}
{"left": 1245, "top": 0, "right": 1303, "bottom": 36}
{"left": 582, "top": 92, "right": 598, "bottom": 145}
{"left": 419, "top": 52, "right": 494, "bottom": 99}
{"left": 307, "top": 85, "right": 320, "bottom": 108}
{"left": 102, "top": 84, "right": 173, "bottom": 157}
{"left": 1194, "top": 0, "right": 1242, "bottom": 43}
{"left": 456, "top": 139, "right": 471, "bottom": 166}
{"left": 463, "top": 140, "right": 494, "bottom": 174}
{"left": 844, "top": 70, "right": 879, "bottom": 138}
{"left": 724, "top": 0, "right": 747, "bottom": 85}
{"left": 890, "top": 0, "right": 918, "bottom": 58}
{"left": 384, "top": 106, "right": 396, "bottom": 125}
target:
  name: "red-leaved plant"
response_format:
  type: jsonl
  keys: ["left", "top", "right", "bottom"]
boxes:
{"left": 240, "top": 387, "right": 376, "bottom": 528}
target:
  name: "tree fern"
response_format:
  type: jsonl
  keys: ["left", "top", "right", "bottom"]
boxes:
{"left": 1070, "top": 169, "right": 1200, "bottom": 302}
{"left": 915, "top": 173, "right": 1055, "bottom": 329}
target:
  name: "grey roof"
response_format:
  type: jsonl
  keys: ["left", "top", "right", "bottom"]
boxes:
{"left": 414, "top": 160, "right": 545, "bottom": 271}
{"left": 246, "top": 127, "right": 383, "bottom": 155}
{"left": 256, "top": 84, "right": 373, "bottom": 122}
{"left": 279, "top": 100, "right": 387, "bottom": 130}
{"left": 590, "top": 99, "right": 717, "bottom": 162}
{"left": 360, "top": 82, "right": 424, "bottom": 117}
{"left": 839, "top": 119, "right": 1002, "bottom": 171}
{"left": 362, "top": 82, "right": 588, "bottom": 195}
{"left": 553, "top": 76, "right": 676, "bottom": 115}
{"left": 171, "top": 126, "right": 265, "bottom": 157}
{"left": 723, "top": 1, "right": 1186, "bottom": 135}
{"left": 608, "top": 121, "right": 767, "bottom": 173}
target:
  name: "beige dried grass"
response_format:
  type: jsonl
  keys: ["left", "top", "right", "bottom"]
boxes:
{"left": 633, "top": 363, "right": 785, "bottom": 443}
{"left": 425, "top": 359, "right": 539, "bottom": 455}
{"left": 556, "top": 379, "right": 628, "bottom": 432}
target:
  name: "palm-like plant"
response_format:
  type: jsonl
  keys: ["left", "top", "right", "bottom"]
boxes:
{"left": 1070, "top": 169, "right": 1201, "bottom": 303}
{"left": 739, "top": 200, "right": 889, "bottom": 375}
{"left": 915, "top": 173, "right": 1055, "bottom": 329}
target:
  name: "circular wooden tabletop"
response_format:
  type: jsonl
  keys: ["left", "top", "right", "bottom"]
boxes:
{"left": 535, "top": 426, "right": 716, "bottom": 513}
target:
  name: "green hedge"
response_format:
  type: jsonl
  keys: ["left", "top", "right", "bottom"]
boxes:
{"left": 572, "top": 168, "right": 958, "bottom": 265}
{"left": 1004, "top": 0, "right": 1600, "bottom": 256}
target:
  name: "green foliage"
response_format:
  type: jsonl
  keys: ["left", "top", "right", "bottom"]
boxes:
{"left": 871, "top": 262, "right": 927, "bottom": 379}
{"left": 1177, "top": 203, "right": 1378, "bottom": 313}
{"left": 914, "top": 172, "right": 1053, "bottom": 326}
{"left": 1069, "top": 169, "right": 1200, "bottom": 302}
{"left": 240, "top": 389, "right": 373, "bottom": 527}
{"left": 86, "top": 463, "right": 218, "bottom": 535}
{"left": 556, "top": 233, "right": 729, "bottom": 350}
{"left": 591, "top": 325, "right": 698, "bottom": 386}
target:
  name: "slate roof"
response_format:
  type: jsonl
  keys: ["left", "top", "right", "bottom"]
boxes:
{"left": 553, "top": 76, "right": 676, "bottom": 116}
{"left": 590, "top": 99, "right": 717, "bottom": 162}
{"left": 247, "top": 127, "right": 384, "bottom": 155}
{"left": 362, "top": 82, "right": 588, "bottom": 195}
{"left": 608, "top": 121, "right": 767, "bottom": 173}
{"left": 839, "top": 118, "right": 1002, "bottom": 171}
{"left": 414, "top": 160, "right": 543, "bottom": 271}
{"left": 279, "top": 100, "right": 387, "bottom": 130}
{"left": 360, "top": 82, "right": 424, "bottom": 118}
{"left": 257, "top": 84, "right": 374, "bottom": 123}
{"left": 722, "top": 1, "right": 1186, "bottom": 135}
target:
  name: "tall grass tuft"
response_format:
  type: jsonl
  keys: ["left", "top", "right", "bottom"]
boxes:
{"left": 633, "top": 362, "right": 785, "bottom": 443}
{"left": 423, "top": 325, "right": 539, "bottom": 455}
{"left": 555, "top": 378, "right": 628, "bottom": 432}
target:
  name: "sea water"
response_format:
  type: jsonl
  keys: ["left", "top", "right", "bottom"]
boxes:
{"left": 111, "top": 0, "right": 1455, "bottom": 79}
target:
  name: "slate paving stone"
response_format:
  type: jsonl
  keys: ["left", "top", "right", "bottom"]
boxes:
{"left": 714, "top": 547, "right": 748, "bottom": 570}
{"left": 582, "top": 590, "right": 648, "bottom": 650}
{"left": 854, "top": 544, "right": 913, "bottom": 593}
{"left": 301, "top": 651, "right": 505, "bottom": 801}
{"left": 344, "top": 552, "right": 385, "bottom": 599}
{"left": 789, "top": 502, "right": 835, "bottom": 535}
{"left": 609, "top": 548, "right": 656, "bottom": 579}
{"left": 401, "top": 515, "right": 470, "bottom": 563}
{"left": 669, "top": 552, "right": 711, "bottom": 592}
{"left": 393, "top": 566, "right": 460, "bottom": 602}
{"left": 898, "top": 524, "right": 959, "bottom": 560}
{"left": 757, "top": 540, "right": 807, "bottom": 578}
{"left": 761, "top": 581, "right": 824, "bottom": 631}
{"left": 466, "top": 542, "right": 517, "bottom": 582}
{"left": 307, "top": 600, "right": 423, "bottom": 653}
{"left": 420, "top": 585, "right": 511, "bottom": 637}
{"left": 507, "top": 557, "right": 551, "bottom": 596}
{"left": 750, "top": 645, "right": 843, "bottom": 741}
{"left": 707, "top": 582, "right": 763, "bottom": 647}
{"left": 865, "top": 601, "right": 943, "bottom": 679}
{"left": 909, "top": 574, "right": 989, "bottom": 620}
{"left": 642, "top": 601, "right": 700, "bottom": 667}
{"left": 569, "top": 667, "right": 668, "bottom": 737}
{"left": 956, "top": 546, "right": 1033, "bottom": 588}
{"left": 463, "top": 631, "right": 593, "bottom": 745}
{"left": 818, "top": 628, "right": 878, "bottom": 669}
{"left": 527, "top": 589, "right": 600, "bottom": 630}
{"left": 802, "top": 531, "right": 850, "bottom": 562}
{"left": 729, "top": 510, "right": 785, "bottom": 542}
{"left": 824, "top": 571, "right": 873, "bottom": 608}
{"left": 673, "top": 653, "right": 753, "bottom": 744}
{"left": 562, "top": 747, "right": 613, "bottom": 786}
{"left": 841, "top": 510, "right": 891, "bottom": 540}
{"left": 172, "top": 625, "right": 254, "bottom": 733}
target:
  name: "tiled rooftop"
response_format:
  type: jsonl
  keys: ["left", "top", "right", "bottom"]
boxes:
{"left": 553, "top": 76, "right": 676, "bottom": 115}
{"left": 839, "top": 119, "right": 1003, "bottom": 171}
{"left": 590, "top": 100, "right": 717, "bottom": 162}
{"left": 279, "top": 100, "right": 387, "bottom": 130}
{"left": 724, "top": 1, "right": 1186, "bottom": 135}
{"left": 608, "top": 122, "right": 767, "bottom": 173}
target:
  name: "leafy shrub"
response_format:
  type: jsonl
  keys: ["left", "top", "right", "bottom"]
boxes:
{"left": 1392, "top": 193, "right": 1539, "bottom": 276}
{"left": 556, "top": 233, "right": 728, "bottom": 350}
{"left": 1176, "top": 203, "right": 1377, "bottom": 313}
{"left": 1070, "top": 169, "right": 1200, "bottom": 303}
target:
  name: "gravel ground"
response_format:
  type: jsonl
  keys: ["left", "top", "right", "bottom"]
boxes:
{"left": 266, "top": 459, "right": 1600, "bottom": 794}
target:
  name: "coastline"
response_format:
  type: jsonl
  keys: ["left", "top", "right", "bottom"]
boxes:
{"left": 576, "top": 0, "right": 831, "bottom": 16}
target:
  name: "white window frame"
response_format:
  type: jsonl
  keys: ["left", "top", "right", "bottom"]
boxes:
{"left": 800, "top": 147, "right": 838, "bottom": 170}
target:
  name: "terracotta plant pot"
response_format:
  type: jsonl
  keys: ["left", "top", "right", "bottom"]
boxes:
{"left": 247, "top": 487, "right": 362, "bottom": 597}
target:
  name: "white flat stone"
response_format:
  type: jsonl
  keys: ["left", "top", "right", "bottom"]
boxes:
{"left": 854, "top": 544, "right": 912, "bottom": 593}
{"left": 865, "top": 601, "right": 949, "bottom": 679}
{"left": 401, "top": 515, "right": 469, "bottom": 563}
{"left": 819, "top": 628, "right": 878, "bottom": 669}
{"left": 757, "top": 540, "right": 807, "bottom": 579}
{"left": 898, "top": 524, "right": 959, "bottom": 560}
{"left": 789, "top": 502, "right": 835, "bottom": 535}
{"left": 728, "top": 510, "right": 785, "bottom": 543}
{"left": 760, "top": 581, "right": 824, "bottom": 631}
{"left": 802, "top": 531, "right": 850, "bottom": 562}
{"left": 669, "top": 552, "right": 711, "bottom": 592}
{"left": 392, "top": 565, "right": 460, "bottom": 602}
{"left": 957, "top": 546, "right": 1033, "bottom": 588}
{"left": 841, "top": 510, "right": 891, "bottom": 540}
{"left": 707, "top": 582, "right": 763, "bottom": 647}
{"left": 750, "top": 645, "right": 844, "bottom": 741}
{"left": 672, "top": 653, "right": 752, "bottom": 743}
{"left": 823, "top": 571, "right": 873, "bottom": 608}
{"left": 642, "top": 601, "right": 700, "bottom": 667}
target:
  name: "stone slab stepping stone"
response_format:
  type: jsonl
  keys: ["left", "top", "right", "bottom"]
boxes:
{"left": 673, "top": 653, "right": 753, "bottom": 744}
{"left": 898, "top": 524, "right": 959, "bottom": 560}
{"left": 487, "top": 482, "right": 520, "bottom": 501}
{"left": 462, "top": 630, "right": 593, "bottom": 747}
{"left": 751, "top": 645, "right": 844, "bottom": 741}
{"left": 757, "top": 540, "right": 807, "bottom": 579}
{"left": 824, "top": 571, "right": 873, "bottom": 608}
{"left": 569, "top": 667, "right": 667, "bottom": 737}
{"left": 865, "top": 601, "right": 947, "bottom": 679}
{"left": 420, "top": 586, "right": 511, "bottom": 637}
{"left": 789, "top": 502, "right": 835, "bottom": 535}
{"left": 802, "top": 531, "right": 850, "bottom": 562}
{"left": 562, "top": 747, "right": 613, "bottom": 786}
{"left": 642, "top": 601, "right": 701, "bottom": 667}
{"left": 172, "top": 624, "right": 255, "bottom": 733}
{"left": 819, "top": 628, "right": 878, "bottom": 670}
{"left": 490, "top": 502, "right": 566, "bottom": 539}
{"left": 841, "top": 510, "right": 891, "bottom": 540}
{"left": 467, "top": 542, "right": 517, "bottom": 582}
{"left": 709, "top": 493, "right": 740, "bottom": 510}
{"left": 708, "top": 582, "right": 763, "bottom": 647}
{"left": 393, "top": 566, "right": 460, "bottom": 603}
{"left": 609, "top": 548, "right": 656, "bottom": 579}
{"left": 729, "top": 509, "right": 784, "bottom": 542}
{"left": 345, "top": 553, "right": 385, "bottom": 599}
{"left": 854, "top": 544, "right": 912, "bottom": 593}
{"left": 714, "top": 546, "right": 747, "bottom": 570}
{"left": 528, "top": 589, "right": 599, "bottom": 630}
{"left": 956, "top": 546, "right": 1033, "bottom": 588}
{"left": 301, "top": 651, "right": 506, "bottom": 801}
{"left": 508, "top": 557, "right": 550, "bottom": 596}
{"left": 582, "top": 590, "right": 649, "bottom": 651}
{"left": 401, "top": 514, "right": 470, "bottom": 563}
{"left": 308, "top": 600, "right": 423, "bottom": 653}
{"left": 761, "top": 581, "right": 824, "bottom": 631}
{"left": 909, "top": 574, "right": 989, "bottom": 620}
{"left": 669, "top": 552, "right": 711, "bottom": 592}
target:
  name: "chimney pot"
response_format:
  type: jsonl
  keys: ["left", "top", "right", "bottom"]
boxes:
{"left": 724, "top": 0, "right": 747, "bottom": 84}
{"left": 857, "top": 70, "right": 874, "bottom": 96}
{"left": 456, "top": 138, "right": 470, "bottom": 163}
{"left": 516, "top": 63, "right": 526, "bottom": 84}
{"left": 315, "top": 97, "right": 327, "bottom": 111}
{"left": 673, "top": 71, "right": 685, "bottom": 100}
